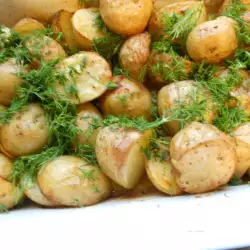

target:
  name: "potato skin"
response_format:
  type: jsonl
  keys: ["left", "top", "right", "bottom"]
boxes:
{"left": 100, "top": 0, "right": 153, "bottom": 36}
{"left": 119, "top": 32, "right": 151, "bottom": 82}
{"left": 100, "top": 76, "right": 152, "bottom": 119}
{"left": 0, "top": 153, "right": 13, "bottom": 180}
{"left": 187, "top": 17, "right": 238, "bottom": 63}
{"left": 0, "top": 103, "right": 49, "bottom": 157}
{"left": 76, "top": 103, "right": 103, "bottom": 146}
{"left": 14, "top": 18, "right": 45, "bottom": 35}
{"left": 96, "top": 126, "right": 152, "bottom": 189}
{"left": 232, "top": 123, "right": 250, "bottom": 178}
{"left": 170, "top": 122, "right": 236, "bottom": 194}
{"left": 153, "top": 0, "right": 200, "bottom": 12}
{"left": 0, "top": 60, "right": 24, "bottom": 106}
{"left": 38, "top": 156, "right": 112, "bottom": 207}
{"left": 72, "top": 8, "right": 105, "bottom": 50}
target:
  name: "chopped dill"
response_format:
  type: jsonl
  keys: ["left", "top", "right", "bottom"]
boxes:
{"left": 0, "top": 204, "right": 8, "bottom": 213}
{"left": 228, "top": 176, "right": 243, "bottom": 186}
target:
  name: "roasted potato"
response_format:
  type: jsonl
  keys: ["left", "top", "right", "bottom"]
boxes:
{"left": 0, "top": 59, "right": 25, "bottom": 106}
{"left": 0, "top": 103, "right": 49, "bottom": 157}
{"left": 153, "top": 0, "right": 200, "bottom": 12}
{"left": 37, "top": 156, "right": 112, "bottom": 207}
{"left": 81, "top": 0, "right": 100, "bottom": 8}
{"left": 100, "top": 0, "right": 153, "bottom": 36}
{"left": 14, "top": 18, "right": 45, "bottom": 35}
{"left": 100, "top": 76, "right": 152, "bottom": 119}
{"left": 187, "top": 17, "right": 238, "bottom": 63}
{"left": 72, "top": 8, "right": 105, "bottom": 50}
{"left": 119, "top": 32, "right": 151, "bottom": 82}
{"left": 148, "top": 1, "right": 207, "bottom": 40}
{"left": 157, "top": 80, "right": 215, "bottom": 135}
{"left": 170, "top": 122, "right": 236, "bottom": 194}
{"left": 232, "top": 123, "right": 250, "bottom": 178}
{"left": 51, "top": 10, "right": 79, "bottom": 51}
{"left": 96, "top": 126, "right": 152, "bottom": 189}
{"left": 55, "top": 52, "right": 112, "bottom": 104}
{"left": 204, "top": 0, "right": 225, "bottom": 14}
{"left": 76, "top": 103, "right": 103, "bottom": 146}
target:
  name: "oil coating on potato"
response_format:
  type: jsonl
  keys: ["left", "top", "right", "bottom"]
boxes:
{"left": 186, "top": 17, "right": 238, "bottom": 63}
{"left": 72, "top": 8, "right": 105, "bottom": 50}
{"left": 14, "top": 17, "right": 45, "bottom": 35}
{"left": 0, "top": 59, "right": 25, "bottom": 106}
{"left": 55, "top": 52, "right": 112, "bottom": 104}
{"left": 170, "top": 122, "right": 236, "bottom": 194}
{"left": 0, "top": 103, "right": 49, "bottom": 157}
{"left": 37, "top": 156, "right": 112, "bottom": 207}
{"left": 232, "top": 123, "right": 250, "bottom": 178}
{"left": 157, "top": 80, "right": 215, "bottom": 135}
{"left": 100, "top": 76, "right": 152, "bottom": 119}
{"left": 100, "top": 0, "right": 153, "bottom": 36}
{"left": 119, "top": 32, "right": 151, "bottom": 82}
{"left": 96, "top": 126, "right": 152, "bottom": 189}
{"left": 76, "top": 103, "right": 103, "bottom": 146}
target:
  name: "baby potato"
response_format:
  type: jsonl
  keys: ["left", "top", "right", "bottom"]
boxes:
{"left": 56, "top": 52, "right": 112, "bottom": 104}
{"left": 0, "top": 59, "right": 25, "bottom": 106}
{"left": 0, "top": 103, "right": 49, "bottom": 157}
{"left": 0, "top": 153, "right": 13, "bottom": 180}
{"left": 51, "top": 10, "right": 80, "bottom": 51}
{"left": 14, "top": 18, "right": 45, "bottom": 35}
{"left": 187, "top": 17, "right": 238, "bottom": 63}
{"left": 25, "top": 35, "right": 66, "bottom": 65}
{"left": 232, "top": 123, "right": 250, "bottom": 178}
{"left": 119, "top": 32, "right": 151, "bottom": 82}
{"left": 96, "top": 126, "right": 152, "bottom": 189}
{"left": 100, "top": 76, "right": 152, "bottom": 119}
{"left": 100, "top": 0, "right": 153, "bottom": 36}
{"left": 148, "top": 49, "right": 193, "bottom": 86}
{"left": 170, "top": 122, "right": 236, "bottom": 194}
{"left": 76, "top": 103, "right": 103, "bottom": 146}
{"left": 72, "top": 8, "right": 105, "bottom": 50}
{"left": 37, "top": 156, "right": 112, "bottom": 207}
{"left": 204, "top": 0, "right": 225, "bottom": 14}
{"left": 157, "top": 80, "right": 215, "bottom": 135}
{"left": 153, "top": 0, "right": 200, "bottom": 12}
{"left": 148, "top": 1, "right": 207, "bottom": 40}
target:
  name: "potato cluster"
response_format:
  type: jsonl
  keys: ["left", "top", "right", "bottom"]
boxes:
{"left": 0, "top": 0, "right": 250, "bottom": 212}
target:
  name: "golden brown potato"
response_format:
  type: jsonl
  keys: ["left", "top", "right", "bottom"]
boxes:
{"left": 157, "top": 80, "right": 215, "bottom": 135}
{"left": 72, "top": 8, "right": 105, "bottom": 50}
{"left": 51, "top": 10, "right": 80, "bottom": 51}
{"left": 232, "top": 123, "right": 250, "bottom": 178}
{"left": 148, "top": 1, "right": 207, "bottom": 40}
{"left": 96, "top": 126, "right": 152, "bottom": 189}
{"left": 55, "top": 52, "right": 112, "bottom": 104}
{"left": 204, "top": 0, "right": 225, "bottom": 14}
{"left": 186, "top": 17, "right": 238, "bottom": 63}
{"left": 119, "top": 32, "right": 151, "bottom": 82}
{"left": 0, "top": 153, "right": 13, "bottom": 180}
{"left": 38, "top": 156, "right": 112, "bottom": 207}
{"left": 14, "top": 18, "right": 45, "bottom": 35}
{"left": 24, "top": 0, "right": 80, "bottom": 23}
{"left": 148, "top": 49, "right": 193, "bottom": 86}
{"left": 170, "top": 122, "right": 236, "bottom": 194}
{"left": 81, "top": 0, "right": 100, "bottom": 8}
{"left": 153, "top": 0, "right": 200, "bottom": 12}
{"left": 76, "top": 103, "right": 103, "bottom": 146}
{"left": 25, "top": 35, "right": 66, "bottom": 65}
{"left": 0, "top": 59, "right": 25, "bottom": 106}
{"left": 100, "top": 76, "right": 152, "bottom": 119}
{"left": 0, "top": 103, "right": 49, "bottom": 157}
{"left": 100, "top": 0, "right": 153, "bottom": 36}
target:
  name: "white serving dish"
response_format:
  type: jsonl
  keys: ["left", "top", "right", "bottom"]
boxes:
{"left": 1, "top": 184, "right": 250, "bottom": 250}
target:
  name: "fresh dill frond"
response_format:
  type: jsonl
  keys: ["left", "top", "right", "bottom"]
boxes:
{"left": 229, "top": 48, "right": 250, "bottom": 70}
{"left": 113, "top": 65, "right": 130, "bottom": 78}
{"left": 138, "top": 64, "right": 147, "bottom": 83}
{"left": 228, "top": 176, "right": 243, "bottom": 186}
{"left": 106, "top": 81, "right": 118, "bottom": 89}
{"left": 150, "top": 91, "right": 159, "bottom": 120}
{"left": 192, "top": 62, "right": 219, "bottom": 81}
{"left": 0, "top": 26, "right": 21, "bottom": 48}
{"left": 0, "top": 204, "right": 8, "bottom": 213}
{"left": 152, "top": 37, "right": 172, "bottom": 54}
{"left": 214, "top": 106, "right": 249, "bottom": 134}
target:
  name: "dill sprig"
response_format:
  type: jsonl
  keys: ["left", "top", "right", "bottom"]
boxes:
{"left": 0, "top": 204, "right": 8, "bottom": 213}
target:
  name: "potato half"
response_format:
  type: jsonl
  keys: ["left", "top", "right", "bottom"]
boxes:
{"left": 96, "top": 126, "right": 152, "bottom": 189}
{"left": 55, "top": 52, "right": 112, "bottom": 104}
{"left": 51, "top": 10, "right": 80, "bottom": 51}
{"left": 0, "top": 59, "right": 25, "bottom": 106}
{"left": 37, "top": 156, "right": 112, "bottom": 207}
{"left": 187, "top": 17, "right": 238, "bottom": 63}
{"left": 119, "top": 32, "right": 151, "bottom": 82}
{"left": 14, "top": 18, "right": 45, "bottom": 35}
{"left": 72, "top": 8, "right": 105, "bottom": 50}
{"left": 100, "top": 0, "right": 153, "bottom": 36}
{"left": 170, "top": 122, "right": 236, "bottom": 194}
{"left": 100, "top": 76, "right": 152, "bottom": 119}
{"left": 232, "top": 123, "right": 250, "bottom": 178}
{"left": 76, "top": 103, "right": 103, "bottom": 146}
{"left": 0, "top": 103, "right": 49, "bottom": 157}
